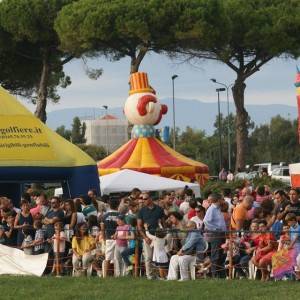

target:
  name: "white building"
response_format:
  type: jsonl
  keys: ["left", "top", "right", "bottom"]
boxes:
{"left": 83, "top": 115, "right": 129, "bottom": 153}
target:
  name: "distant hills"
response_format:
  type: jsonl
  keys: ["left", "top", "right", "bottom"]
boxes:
{"left": 46, "top": 98, "right": 298, "bottom": 135}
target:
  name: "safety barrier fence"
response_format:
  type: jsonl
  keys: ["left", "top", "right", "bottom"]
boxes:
{"left": 1, "top": 227, "right": 297, "bottom": 279}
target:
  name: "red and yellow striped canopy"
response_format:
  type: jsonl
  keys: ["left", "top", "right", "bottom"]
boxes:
{"left": 98, "top": 137, "right": 209, "bottom": 186}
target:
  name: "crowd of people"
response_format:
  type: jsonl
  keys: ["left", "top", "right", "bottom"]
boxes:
{"left": 0, "top": 183, "right": 300, "bottom": 281}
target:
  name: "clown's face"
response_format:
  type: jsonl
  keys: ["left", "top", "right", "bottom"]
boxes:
{"left": 124, "top": 92, "right": 164, "bottom": 125}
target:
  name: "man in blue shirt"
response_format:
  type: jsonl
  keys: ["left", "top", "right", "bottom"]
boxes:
{"left": 203, "top": 193, "right": 226, "bottom": 278}
{"left": 167, "top": 220, "right": 207, "bottom": 281}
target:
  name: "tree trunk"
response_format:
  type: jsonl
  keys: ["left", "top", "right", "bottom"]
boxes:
{"left": 35, "top": 53, "right": 50, "bottom": 123}
{"left": 130, "top": 47, "right": 148, "bottom": 74}
{"left": 232, "top": 76, "right": 248, "bottom": 172}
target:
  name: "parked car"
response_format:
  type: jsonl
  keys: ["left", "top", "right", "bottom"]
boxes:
{"left": 234, "top": 171, "right": 258, "bottom": 181}
{"left": 271, "top": 166, "right": 291, "bottom": 185}
{"left": 252, "top": 163, "right": 286, "bottom": 176}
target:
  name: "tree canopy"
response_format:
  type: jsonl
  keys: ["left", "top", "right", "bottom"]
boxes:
{"left": 55, "top": 0, "right": 191, "bottom": 73}
{"left": 71, "top": 117, "right": 86, "bottom": 144}
{"left": 0, "top": 0, "right": 74, "bottom": 122}
{"left": 172, "top": 0, "right": 300, "bottom": 170}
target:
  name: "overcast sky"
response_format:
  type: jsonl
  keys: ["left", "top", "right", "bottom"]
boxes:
{"left": 21, "top": 53, "right": 300, "bottom": 113}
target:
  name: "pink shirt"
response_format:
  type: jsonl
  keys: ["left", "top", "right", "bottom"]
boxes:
{"left": 116, "top": 224, "right": 130, "bottom": 247}
{"left": 30, "top": 205, "right": 41, "bottom": 218}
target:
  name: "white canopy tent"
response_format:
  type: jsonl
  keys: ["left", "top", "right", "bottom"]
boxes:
{"left": 99, "top": 169, "right": 201, "bottom": 197}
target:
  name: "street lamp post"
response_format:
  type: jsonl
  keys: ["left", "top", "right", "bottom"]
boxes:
{"left": 216, "top": 88, "right": 226, "bottom": 171}
{"left": 171, "top": 74, "right": 178, "bottom": 150}
{"left": 211, "top": 79, "right": 233, "bottom": 171}
{"left": 102, "top": 105, "right": 109, "bottom": 156}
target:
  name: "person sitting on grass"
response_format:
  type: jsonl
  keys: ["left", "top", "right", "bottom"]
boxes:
{"left": 72, "top": 222, "right": 96, "bottom": 276}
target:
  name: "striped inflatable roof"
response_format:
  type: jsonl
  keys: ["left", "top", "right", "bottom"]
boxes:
{"left": 98, "top": 137, "right": 209, "bottom": 185}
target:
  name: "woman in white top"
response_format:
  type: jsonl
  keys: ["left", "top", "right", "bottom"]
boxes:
{"left": 190, "top": 206, "right": 205, "bottom": 230}
{"left": 144, "top": 224, "right": 168, "bottom": 279}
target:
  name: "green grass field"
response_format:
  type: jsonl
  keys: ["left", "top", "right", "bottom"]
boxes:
{"left": 1, "top": 277, "right": 300, "bottom": 300}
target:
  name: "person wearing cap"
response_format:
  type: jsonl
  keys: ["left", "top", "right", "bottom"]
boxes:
{"left": 112, "top": 214, "right": 130, "bottom": 277}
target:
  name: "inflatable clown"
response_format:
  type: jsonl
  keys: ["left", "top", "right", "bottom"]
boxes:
{"left": 99, "top": 72, "right": 209, "bottom": 186}
{"left": 124, "top": 72, "right": 168, "bottom": 137}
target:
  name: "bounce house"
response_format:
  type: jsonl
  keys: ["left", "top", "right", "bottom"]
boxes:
{"left": 98, "top": 72, "right": 209, "bottom": 186}
{"left": 289, "top": 68, "right": 300, "bottom": 187}
{"left": 0, "top": 87, "right": 100, "bottom": 204}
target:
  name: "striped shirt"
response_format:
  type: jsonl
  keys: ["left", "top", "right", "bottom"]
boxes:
{"left": 34, "top": 229, "right": 45, "bottom": 252}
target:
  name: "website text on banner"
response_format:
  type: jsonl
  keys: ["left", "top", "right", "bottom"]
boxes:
{"left": 0, "top": 116, "right": 55, "bottom": 161}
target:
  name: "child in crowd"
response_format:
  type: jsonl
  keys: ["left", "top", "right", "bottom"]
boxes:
{"left": 285, "top": 213, "right": 300, "bottom": 279}
{"left": 120, "top": 218, "right": 142, "bottom": 274}
{"left": 144, "top": 223, "right": 169, "bottom": 279}
{"left": 221, "top": 236, "right": 241, "bottom": 278}
{"left": 286, "top": 213, "right": 300, "bottom": 250}
{"left": 113, "top": 215, "right": 130, "bottom": 277}
{"left": 32, "top": 220, "right": 45, "bottom": 254}
{"left": 277, "top": 225, "right": 291, "bottom": 251}
{"left": 21, "top": 226, "right": 33, "bottom": 255}
{"left": 93, "top": 230, "right": 105, "bottom": 277}
{"left": 88, "top": 215, "right": 100, "bottom": 238}
{"left": 4, "top": 213, "right": 18, "bottom": 247}
{"left": 49, "top": 221, "right": 66, "bottom": 275}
